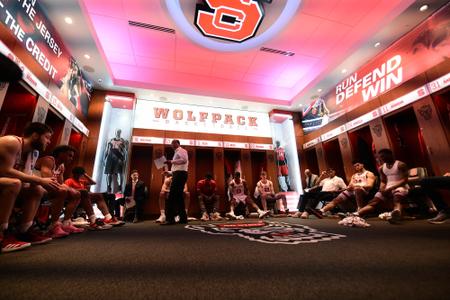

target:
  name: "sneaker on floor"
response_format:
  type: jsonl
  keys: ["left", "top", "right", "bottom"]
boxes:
{"left": 155, "top": 215, "right": 166, "bottom": 223}
{"left": 306, "top": 208, "right": 323, "bottom": 219}
{"left": 211, "top": 212, "right": 223, "bottom": 221}
{"left": 187, "top": 217, "right": 198, "bottom": 221}
{"left": 226, "top": 212, "right": 237, "bottom": 220}
{"left": 62, "top": 223, "right": 85, "bottom": 234}
{"left": 88, "top": 223, "right": 113, "bottom": 230}
{"left": 17, "top": 230, "right": 52, "bottom": 245}
{"left": 427, "top": 211, "right": 448, "bottom": 225}
{"left": 292, "top": 211, "right": 302, "bottom": 218}
{"left": 1, "top": 235, "right": 31, "bottom": 253}
{"left": 200, "top": 213, "right": 210, "bottom": 221}
{"left": 175, "top": 216, "right": 180, "bottom": 223}
{"left": 50, "top": 224, "right": 70, "bottom": 238}
{"left": 72, "top": 217, "right": 89, "bottom": 227}
{"left": 387, "top": 209, "right": 401, "bottom": 224}
{"left": 378, "top": 212, "right": 391, "bottom": 220}
{"left": 300, "top": 212, "right": 309, "bottom": 219}
{"left": 258, "top": 210, "right": 269, "bottom": 219}
{"left": 103, "top": 217, "right": 125, "bottom": 226}
{"left": 235, "top": 215, "right": 245, "bottom": 220}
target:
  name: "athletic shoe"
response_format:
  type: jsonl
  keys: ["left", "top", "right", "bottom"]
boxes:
{"left": 88, "top": 223, "right": 113, "bottom": 230}
{"left": 200, "top": 213, "right": 210, "bottom": 221}
{"left": 378, "top": 212, "right": 391, "bottom": 220}
{"left": 211, "top": 212, "right": 223, "bottom": 221}
{"left": 387, "top": 209, "right": 401, "bottom": 224}
{"left": 62, "top": 223, "right": 85, "bottom": 234}
{"left": 292, "top": 212, "right": 302, "bottom": 218}
{"left": 103, "top": 217, "right": 125, "bottom": 226}
{"left": 17, "top": 230, "right": 52, "bottom": 245}
{"left": 1, "top": 235, "right": 31, "bottom": 253}
{"left": 236, "top": 215, "right": 245, "bottom": 220}
{"left": 306, "top": 208, "right": 323, "bottom": 219}
{"left": 226, "top": 212, "right": 237, "bottom": 220}
{"left": 427, "top": 211, "right": 448, "bottom": 225}
{"left": 175, "top": 216, "right": 180, "bottom": 223}
{"left": 50, "top": 224, "right": 70, "bottom": 238}
{"left": 72, "top": 217, "right": 89, "bottom": 227}
{"left": 258, "top": 210, "right": 269, "bottom": 219}
{"left": 155, "top": 215, "right": 166, "bottom": 223}
{"left": 187, "top": 217, "right": 198, "bottom": 221}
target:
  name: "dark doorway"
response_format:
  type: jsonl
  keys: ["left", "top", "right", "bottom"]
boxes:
{"left": 322, "top": 138, "right": 346, "bottom": 180}
{"left": 44, "top": 109, "right": 65, "bottom": 156}
{"left": 348, "top": 126, "right": 378, "bottom": 174}
{"left": 250, "top": 151, "right": 267, "bottom": 187}
{"left": 303, "top": 148, "right": 320, "bottom": 175}
{"left": 384, "top": 107, "right": 433, "bottom": 175}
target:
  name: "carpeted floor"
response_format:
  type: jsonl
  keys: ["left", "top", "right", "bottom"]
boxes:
{"left": 1, "top": 217, "right": 449, "bottom": 300}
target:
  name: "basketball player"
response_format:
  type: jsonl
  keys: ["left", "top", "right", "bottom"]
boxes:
{"left": 156, "top": 173, "right": 191, "bottom": 223}
{"left": 255, "top": 171, "right": 288, "bottom": 214}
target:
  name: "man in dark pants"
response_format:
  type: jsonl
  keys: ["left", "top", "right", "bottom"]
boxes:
{"left": 163, "top": 140, "right": 189, "bottom": 225}
{"left": 124, "top": 170, "right": 147, "bottom": 223}
{"left": 409, "top": 172, "right": 450, "bottom": 224}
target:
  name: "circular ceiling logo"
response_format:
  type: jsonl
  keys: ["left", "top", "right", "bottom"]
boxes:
{"left": 165, "top": 0, "right": 301, "bottom": 52}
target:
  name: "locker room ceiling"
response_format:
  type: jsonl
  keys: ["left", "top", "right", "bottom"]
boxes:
{"left": 40, "top": 0, "right": 448, "bottom": 112}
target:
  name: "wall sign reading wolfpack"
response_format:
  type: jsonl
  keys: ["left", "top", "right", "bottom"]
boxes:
{"left": 195, "top": 0, "right": 268, "bottom": 43}
{"left": 134, "top": 100, "right": 272, "bottom": 137}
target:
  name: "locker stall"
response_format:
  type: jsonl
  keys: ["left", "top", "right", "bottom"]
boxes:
{"left": 0, "top": 81, "right": 38, "bottom": 136}
{"left": 322, "top": 138, "right": 346, "bottom": 180}
{"left": 384, "top": 107, "right": 433, "bottom": 175}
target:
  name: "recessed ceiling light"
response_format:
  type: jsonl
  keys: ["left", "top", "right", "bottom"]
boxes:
{"left": 374, "top": 42, "right": 381, "bottom": 48}
{"left": 298, "top": 104, "right": 303, "bottom": 107}
{"left": 84, "top": 54, "right": 90, "bottom": 59}
{"left": 317, "top": 88, "right": 322, "bottom": 92}
{"left": 419, "top": 4, "right": 429, "bottom": 12}
{"left": 98, "top": 78, "right": 103, "bottom": 83}
{"left": 341, "top": 69, "right": 347, "bottom": 74}
{"left": 64, "top": 17, "right": 73, "bottom": 24}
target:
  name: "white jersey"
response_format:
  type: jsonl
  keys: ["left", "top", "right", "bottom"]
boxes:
{"left": 229, "top": 179, "right": 247, "bottom": 203}
{"left": 352, "top": 170, "right": 368, "bottom": 187}
{"left": 382, "top": 160, "right": 407, "bottom": 189}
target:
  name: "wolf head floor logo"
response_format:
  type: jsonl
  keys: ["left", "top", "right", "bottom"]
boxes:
{"left": 186, "top": 221, "right": 346, "bottom": 244}
{"left": 195, "top": 0, "right": 270, "bottom": 42}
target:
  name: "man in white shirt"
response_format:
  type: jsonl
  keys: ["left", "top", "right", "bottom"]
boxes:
{"left": 255, "top": 171, "right": 288, "bottom": 214}
{"left": 162, "top": 140, "right": 189, "bottom": 225}
{"left": 303, "top": 168, "right": 347, "bottom": 218}
{"left": 314, "top": 161, "right": 376, "bottom": 217}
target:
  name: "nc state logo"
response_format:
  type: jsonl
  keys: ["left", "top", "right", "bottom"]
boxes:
{"left": 195, "top": 0, "right": 269, "bottom": 42}
{"left": 186, "top": 221, "right": 346, "bottom": 245}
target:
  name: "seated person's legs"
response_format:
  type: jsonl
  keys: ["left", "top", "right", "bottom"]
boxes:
{"left": 16, "top": 184, "right": 52, "bottom": 244}
{"left": 0, "top": 178, "right": 22, "bottom": 249}
{"left": 244, "top": 196, "right": 269, "bottom": 219}
{"left": 156, "top": 192, "right": 167, "bottom": 223}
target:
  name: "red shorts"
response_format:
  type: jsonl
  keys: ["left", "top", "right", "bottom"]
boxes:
{"left": 278, "top": 165, "right": 289, "bottom": 176}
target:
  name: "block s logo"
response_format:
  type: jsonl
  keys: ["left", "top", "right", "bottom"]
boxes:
{"left": 195, "top": 0, "right": 269, "bottom": 42}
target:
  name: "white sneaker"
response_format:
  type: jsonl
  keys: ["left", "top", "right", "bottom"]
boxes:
{"left": 211, "top": 212, "right": 223, "bottom": 221}
{"left": 226, "top": 212, "right": 237, "bottom": 220}
{"left": 72, "top": 217, "right": 89, "bottom": 227}
{"left": 175, "top": 216, "right": 180, "bottom": 223}
{"left": 235, "top": 215, "right": 245, "bottom": 220}
{"left": 155, "top": 215, "right": 166, "bottom": 223}
{"left": 200, "top": 213, "right": 210, "bottom": 221}
{"left": 258, "top": 210, "right": 269, "bottom": 219}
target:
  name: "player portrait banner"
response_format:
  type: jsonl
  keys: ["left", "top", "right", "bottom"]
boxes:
{"left": 0, "top": 0, "right": 92, "bottom": 116}
{"left": 302, "top": 3, "right": 450, "bottom": 132}
{"left": 134, "top": 100, "right": 272, "bottom": 137}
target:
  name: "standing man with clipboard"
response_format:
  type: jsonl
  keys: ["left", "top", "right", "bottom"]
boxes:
{"left": 162, "top": 140, "right": 189, "bottom": 225}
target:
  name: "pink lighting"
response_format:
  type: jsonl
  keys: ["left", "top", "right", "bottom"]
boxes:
{"left": 79, "top": 0, "right": 414, "bottom": 105}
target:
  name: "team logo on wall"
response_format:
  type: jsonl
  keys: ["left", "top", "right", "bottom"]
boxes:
{"left": 186, "top": 221, "right": 346, "bottom": 244}
{"left": 195, "top": 0, "right": 269, "bottom": 42}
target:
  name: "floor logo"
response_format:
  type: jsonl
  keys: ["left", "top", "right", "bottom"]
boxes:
{"left": 186, "top": 221, "right": 346, "bottom": 244}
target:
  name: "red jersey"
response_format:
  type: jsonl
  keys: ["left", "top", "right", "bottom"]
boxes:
{"left": 65, "top": 178, "right": 86, "bottom": 190}
{"left": 276, "top": 147, "right": 286, "bottom": 165}
{"left": 196, "top": 179, "right": 216, "bottom": 196}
